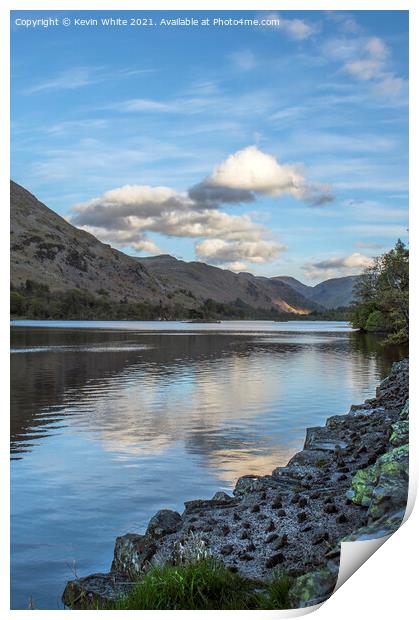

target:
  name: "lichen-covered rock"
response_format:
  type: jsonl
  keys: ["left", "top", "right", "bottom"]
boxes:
{"left": 146, "top": 509, "right": 182, "bottom": 539}
{"left": 347, "top": 466, "right": 379, "bottom": 507}
{"left": 62, "top": 572, "right": 132, "bottom": 609}
{"left": 348, "top": 445, "right": 409, "bottom": 520}
{"left": 368, "top": 449, "right": 408, "bottom": 520}
{"left": 289, "top": 567, "right": 338, "bottom": 608}
{"left": 111, "top": 533, "right": 156, "bottom": 577}
{"left": 390, "top": 419, "right": 409, "bottom": 447}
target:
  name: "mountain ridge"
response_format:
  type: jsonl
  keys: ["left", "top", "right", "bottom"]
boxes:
{"left": 10, "top": 180, "right": 357, "bottom": 316}
{"left": 273, "top": 275, "right": 358, "bottom": 309}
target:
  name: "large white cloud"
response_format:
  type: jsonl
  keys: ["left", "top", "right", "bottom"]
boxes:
{"left": 70, "top": 145, "right": 332, "bottom": 269}
{"left": 204, "top": 146, "right": 333, "bottom": 205}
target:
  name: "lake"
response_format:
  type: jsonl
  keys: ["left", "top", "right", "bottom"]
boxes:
{"left": 10, "top": 320, "right": 406, "bottom": 609}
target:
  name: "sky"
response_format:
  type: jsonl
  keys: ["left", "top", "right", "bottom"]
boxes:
{"left": 10, "top": 10, "right": 409, "bottom": 283}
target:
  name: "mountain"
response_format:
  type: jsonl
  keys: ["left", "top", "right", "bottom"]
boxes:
{"left": 136, "top": 255, "right": 322, "bottom": 314}
{"left": 274, "top": 275, "right": 358, "bottom": 309}
{"left": 271, "top": 276, "right": 313, "bottom": 300}
{"left": 10, "top": 180, "right": 170, "bottom": 304}
{"left": 10, "top": 180, "right": 321, "bottom": 316}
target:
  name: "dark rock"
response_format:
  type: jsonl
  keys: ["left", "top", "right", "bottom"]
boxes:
{"left": 297, "top": 511, "right": 308, "bottom": 523}
{"left": 63, "top": 572, "right": 133, "bottom": 609}
{"left": 272, "top": 534, "right": 288, "bottom": 550}
{"left": 212, "top": 491, "right": 233, "bottom": 502}
{"left": 111, "top": 533, "right": 156, "bottom": 577}
{"left": 266, "top": 553, "right": 285, "bottom": 568}
{"left": 220, "top": 544, "right": 234, "bottom": 556}
{"left": 324, "top": 504, "right": 338, "bottom": 514}
{"left": 146, "top": 509, "right": 182, "bottom": 539}
{"left": 312, "top": 532, "right": 329, "bottom": 545}
{"left": 272, "top": 497, "right": 283, "bottom": 509}
{"left": 265, "top": 533, "right": 278, "bottom": 544}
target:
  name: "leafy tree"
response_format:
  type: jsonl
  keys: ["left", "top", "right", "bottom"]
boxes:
{"left": 349, "top": 239, "right": 408, "bottom": 343}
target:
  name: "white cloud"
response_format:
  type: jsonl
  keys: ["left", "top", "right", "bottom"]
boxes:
{"left": 26, "top": 65, "right": 155, "bottom": 95}
{"left": 71, "top": 182, "right": 284, "bottom": 263}
{"left": 70, "top": 145, "right": 332, "bottom": 267}
{"left": 223, "top": 261, "right": 248, "bottom": 272}
{"left": 263, "top": 12, "right": 317, "bottom": 40}
{"left": 115, "top": 99, "right": 173, "bottom": 113}
{"left": 26, "top": 68, "right": 94, "bottom": 94}
{"left": 205, "top": 145, "right": 333, "bottom": 205}
{"left": 303, "top": 252, "right": 374, "bottom": 280}
{"left": 341, "top": 36, "right": 406, "bottom": 97}
{"left": 229, "top": 50, "right": 257, "bottom": 71}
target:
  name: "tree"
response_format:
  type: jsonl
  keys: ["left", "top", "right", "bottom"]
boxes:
{"left": 349, "top": 239, "right": 408, "bottom": 343}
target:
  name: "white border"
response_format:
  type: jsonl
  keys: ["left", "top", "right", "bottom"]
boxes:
{"left": 2, "top": 1, "right": 417, "bottom": 619}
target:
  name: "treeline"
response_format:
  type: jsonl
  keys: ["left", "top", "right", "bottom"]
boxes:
{"left": 349, "top": 239, "right": 408, "bottom": 343}
{"left": 276, "top": 307, "right": 350, "bottom": 322}
{"left": 10, "top": 280, "right": 285, "bottom": 321}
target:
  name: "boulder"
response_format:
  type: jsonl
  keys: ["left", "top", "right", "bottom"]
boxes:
{"left": 289, "top": 567, "right": 338, "bottom": 608}
{"left": 62, "top": 572, "right": 132, "bottom": 609}
{"left": 347, "top": 445, "right": 409, "bottom": 520}
{"left": 145, "top": 509, "right": 182, "bottom": 539}
{"left": 111, "top": 533, "right": 156, "bottom": 578}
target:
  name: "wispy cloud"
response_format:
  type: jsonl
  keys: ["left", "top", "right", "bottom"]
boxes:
{"left": 26, "top": 67, "right": 95, "bottom": 94}
{"left": 262, "top": 12, "right": 319, "bottom": 40}
{"left": 229, "top": 50, "right": 257, "bottom": 71}
{"left": 25, "top": 65, "right": 155, "bottom": 94}
{"left": 322, "top": 33, "right": 407, "bottom": 99}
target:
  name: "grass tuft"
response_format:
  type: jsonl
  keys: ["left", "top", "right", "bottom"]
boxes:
{"left": 107, "top": 559, "right": 293, "bottom": 610}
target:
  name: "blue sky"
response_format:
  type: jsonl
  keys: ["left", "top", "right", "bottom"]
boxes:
{"left": 11, "top": 10, "right": 408, "bottom": 283}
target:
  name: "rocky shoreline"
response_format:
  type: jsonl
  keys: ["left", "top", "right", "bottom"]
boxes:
{"left": 63, "top": 359, "right": 409, "bottom": 609}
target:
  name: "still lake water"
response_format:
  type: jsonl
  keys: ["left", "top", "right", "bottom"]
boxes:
{"left": 10, "top": 320, "right": 406, "bottom": 609}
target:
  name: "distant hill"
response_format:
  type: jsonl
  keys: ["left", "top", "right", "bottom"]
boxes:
{"left": 274, "top": 275, "right": 358, "bottom": 309}
{"left": 10, "top": 180, "right": 322, "bottom": 317}
{"left": 136, "top": 255, "right": 322, "bottom": 314}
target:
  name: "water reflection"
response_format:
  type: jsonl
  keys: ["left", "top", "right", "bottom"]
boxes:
{"left": 10, "top": 323, "right": 406, "bottom": 609}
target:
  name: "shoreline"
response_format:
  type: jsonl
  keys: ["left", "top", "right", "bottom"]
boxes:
{"left": 63, "top": 358, "right": 409, "bottom": 610}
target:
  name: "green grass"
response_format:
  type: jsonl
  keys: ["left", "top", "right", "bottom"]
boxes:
{"left": 106, "top": 559, "right": 292, "bottom": 610}
{"left": 262, "top": 572, "right": 292, "bottom": 609}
